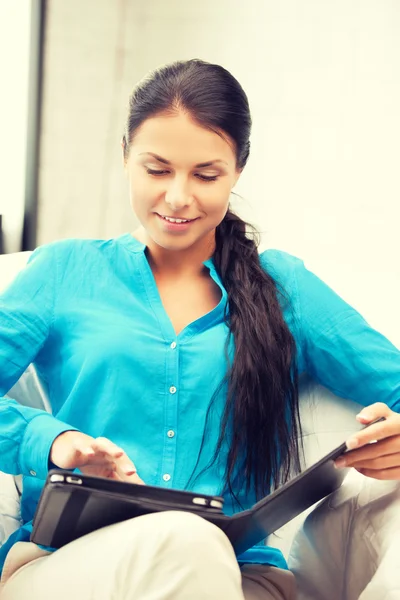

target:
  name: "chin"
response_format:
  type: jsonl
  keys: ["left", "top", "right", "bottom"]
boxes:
{"left": 148, "top": 230, "right": 192, "bottom": 251}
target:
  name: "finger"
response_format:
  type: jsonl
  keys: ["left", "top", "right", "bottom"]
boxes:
{"left": 66, "top": 441, "right": 96, "bottom": 466}
{"left": 72, "top": 440, "right": 96, "bottom": 457}
{"left": 108, "top": 470, "right": 123, "bottom": 481}
{"left": 346, "top": 413, "right": 400, "bottom": 450}
{"left": 356, "top": 466, "right": 400, "bottom": 480}
{"left": 350, "top": 452, "right": 400, "bottom": 470}
{"left": 336, "top": 436, "right": 400, "bottom": 466}
{"left": 108, "top": 470, "right": 143, "bottom": 484}
{"left": 81, "top": 463, "right": 117, "bottom": 477}
{"left": 91, "top": 438, "right": 138, "bottom": 477}
{"left": 81, "top": 454, "right": 119, "bottom": 467}
{"left": 90, "top": 437, "right": 125, "bottom": 459}
{"left": 114, "top": 462, "right": 144, "bottom": 484}
{"left": 113, "top": 453, "right": 138, "bottom": 476}
{"left": 123, "top": 472, "right": 145, "bottom": 485}
{"left": 85, "top": 466, "right": 145, "bottom": 485}
{"left": 79, "top": 447, "right": 137, "bottom": 475}
{"left": 355, "top": 403, "right": 393, "bottom": 424}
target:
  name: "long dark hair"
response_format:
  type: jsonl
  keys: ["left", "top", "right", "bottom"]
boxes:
{"left": 122, "top": 59, "right": 301, "bottom": 500}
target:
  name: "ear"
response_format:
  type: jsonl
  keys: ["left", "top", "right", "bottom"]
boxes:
{"left": 121, "top": 137, "right": 128, "bottom": 171}
{"left": 232, "top": 168, "right": 242, "bottom": 189}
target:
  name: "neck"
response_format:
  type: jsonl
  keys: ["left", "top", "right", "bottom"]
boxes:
{"left": 132, "top": 226, "right": 215, "bottom": 277}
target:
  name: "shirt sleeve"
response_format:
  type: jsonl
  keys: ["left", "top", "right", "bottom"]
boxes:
{"left": 294, "top": 258, "right": 400, "bottom": 412}
{"left": 0, "top": 244, "right": 78, "bottom": 479}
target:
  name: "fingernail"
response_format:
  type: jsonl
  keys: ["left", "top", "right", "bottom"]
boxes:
{"left": 346, "top": 438, "right": 359, "bottom": 450}
{"left": 356, "top": 413, "right": 370, "bottom": 422}
{"left": 123, "top": 466, "right": 136, "bottom": 475}
{"left": 334, "top": 457, "right": 346, "bottom": 468}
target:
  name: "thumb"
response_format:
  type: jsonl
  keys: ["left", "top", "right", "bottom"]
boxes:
{"left": 356, "top": 402, "right": 392, "bottom": 424}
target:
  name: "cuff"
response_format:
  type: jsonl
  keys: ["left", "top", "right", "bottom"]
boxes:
{"left": 19, "top": 414, "right": 78, "bottom": 480}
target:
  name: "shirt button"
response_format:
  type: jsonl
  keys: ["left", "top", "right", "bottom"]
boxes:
{"left": 170, "top": 341, "right": 177, "bottom": 349}
{"left": 169, "top": 386, "right": 177, "bottom": 394}
{"left": 30, "top": 470, "right": 37, "bottom": 477}
{"left": 163, "top": 474, "right": 171, "bottom": 482}
{"left": 167, "top": 430, "right": 175, "bottom": 438}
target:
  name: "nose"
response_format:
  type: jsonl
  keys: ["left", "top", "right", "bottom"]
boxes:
{"left": 164, "top": 176, "right": 193, "bottom": 211}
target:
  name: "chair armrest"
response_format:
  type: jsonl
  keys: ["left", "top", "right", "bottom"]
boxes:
{"left": 6, "top": 364, "right": 52, "bottom": 413}
{"left": 0, "top": 473, "right": 22, "bottom": 547}
{"left": 0, "top": 364, "right": 51, "bottom": 547}
{"left": 267, "top": 374, "right": 364, "bottom": 558}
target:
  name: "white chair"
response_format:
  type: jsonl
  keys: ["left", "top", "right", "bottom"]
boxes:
{"left": 1, "top": 251, "right": 399, "bottom": 599}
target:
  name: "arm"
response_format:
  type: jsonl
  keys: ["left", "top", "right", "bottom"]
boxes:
{"left": 0, "top": 244, "right": 143, "bottom": 484}
{"left": 0, "top": 244, "right": 78, "bottom": 479}
{"left": 294, "top": 258, "right": 400, "bottom": 479}
{"left": 294, "top": 259, "right": 400, "bottom": 412}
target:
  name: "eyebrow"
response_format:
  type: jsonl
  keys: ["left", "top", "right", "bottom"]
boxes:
{"left": 138, "top": 152, "right": 228, "bottom": 168}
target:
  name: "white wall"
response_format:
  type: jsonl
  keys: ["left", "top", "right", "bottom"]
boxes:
{"left": 0, "top": 0, "right": 31, "bottom": 253}
{"left": 39, "top": 0, "right": 399, "bottom": 346}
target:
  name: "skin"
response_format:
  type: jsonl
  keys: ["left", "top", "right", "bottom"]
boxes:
{"left": 51, "top": 110, "right": 400, "bottom": 483}
{"left": 334, "top": 404, "right": 400, "bottom": 479}
{"left": 50, "top": 431, "right": 144, "bottom": 484}
{"left": 123, "top": 111, "right": 241, "bottom": 276}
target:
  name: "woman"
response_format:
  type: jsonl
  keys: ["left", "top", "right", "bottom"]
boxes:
{"left": 0, "top": 59, "right": 399, "bottom": 600}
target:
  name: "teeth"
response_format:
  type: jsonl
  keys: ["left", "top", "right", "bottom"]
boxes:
{"left": 162, "top": 215, "right": 190, "bottom": 223}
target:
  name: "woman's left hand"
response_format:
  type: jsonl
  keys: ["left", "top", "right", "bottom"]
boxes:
{"left": 334, "top": 402, "right": 400, "bottom": 480}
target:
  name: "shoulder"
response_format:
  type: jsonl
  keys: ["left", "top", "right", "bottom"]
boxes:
{"left": 259, "top": 248, "right": 304, "bottom": 291}
{"left": 26, "top": 237, "right": 125, "bottom": 287}
{"left": 30, "top": 237, "right": 121, "bottom": 265}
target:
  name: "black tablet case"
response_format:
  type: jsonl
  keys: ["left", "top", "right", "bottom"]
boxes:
{"left": 31, "top": 439, "right": 351, "bottom": 555}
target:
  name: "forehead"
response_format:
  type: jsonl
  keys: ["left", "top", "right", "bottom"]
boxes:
{"left": 130, "top": 112, "right": 236, "bottom": 165}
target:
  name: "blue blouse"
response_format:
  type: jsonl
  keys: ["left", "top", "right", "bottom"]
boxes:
{"left": 0, "top": 233, "right": 399, "bottom": 574}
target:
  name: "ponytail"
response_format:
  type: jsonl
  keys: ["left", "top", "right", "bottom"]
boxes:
{"left": 213, "top": 209, "right": 302, "bottom": 499}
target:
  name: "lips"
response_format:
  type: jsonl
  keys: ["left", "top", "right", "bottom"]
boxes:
{"left": 155, "top": 213, "right": 198, "bottom": 232}
{"left": 157, "top": 214, "right": 197, "bottom": 223}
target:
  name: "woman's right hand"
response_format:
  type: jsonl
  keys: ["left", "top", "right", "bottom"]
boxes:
{"left": 49, "top": 431, "right": 145, "bottom": 484}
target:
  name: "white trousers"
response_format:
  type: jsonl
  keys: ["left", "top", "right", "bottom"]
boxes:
{"left": 288, "top": 472, "right": 400, "bottom": 600}
{"left": 0, "top": 511, "right": 296, "bottom": 600}
{"left": 2, "top": 473, "right": 399, "bottom": 599}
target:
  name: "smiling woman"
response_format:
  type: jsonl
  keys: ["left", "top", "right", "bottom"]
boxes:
{"left": 1, "top": 58, "right": 400, "bottom": 600}
{"left": 123, "top": 110, "right": 240, "bottom": 258}
{"left": 120, "top": 60, "right": 302, "bottom": 507}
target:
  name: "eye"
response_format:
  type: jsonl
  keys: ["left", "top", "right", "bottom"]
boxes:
{"left": 195, "top": 174, "right": 218, "bottom": 182}
{"left": 146, "top": 168, "right": 169, "bottom": 176}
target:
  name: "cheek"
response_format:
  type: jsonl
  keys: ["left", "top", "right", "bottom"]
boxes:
{"left": 129, "top": 174, "right": 160, "bottom": 211}
{"left": 200, "top": 183, "right": 231, "bottom": 216}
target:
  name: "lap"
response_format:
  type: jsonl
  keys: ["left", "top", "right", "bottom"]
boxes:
{"left": 0, "top": 511, "right": 296, "bottom": 600}
{"left": 288, "top": 472, "right": 400, "bottom": 600}
{"left": 241, "top": 564, "right": 297, "bottom": 600}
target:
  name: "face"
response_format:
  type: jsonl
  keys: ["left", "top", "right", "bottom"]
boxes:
{"left": 124, "top": 112, "right": 241, "bottom": 255}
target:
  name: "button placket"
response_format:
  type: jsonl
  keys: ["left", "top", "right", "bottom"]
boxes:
{"left": 162, "top": 341, "right": 179, "bottom": 486}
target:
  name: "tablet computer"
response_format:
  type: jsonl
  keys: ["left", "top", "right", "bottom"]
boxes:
{"left": 31, "top": 417, "right": 384, "bottom": 555}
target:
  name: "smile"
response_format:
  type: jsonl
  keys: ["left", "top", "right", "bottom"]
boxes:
{"left": 158, "top": 214, "right": 196, "bottom": 223}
